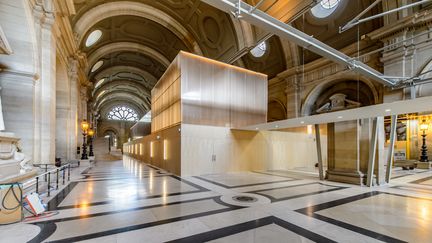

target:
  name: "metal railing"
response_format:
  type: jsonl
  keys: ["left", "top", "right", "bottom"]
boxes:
{"left": 23, "top": 163, "right": 71, "bottom": 197}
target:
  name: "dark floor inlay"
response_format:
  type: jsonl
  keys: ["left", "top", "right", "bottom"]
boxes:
{"left": 232, "top": 195, "right": 258, "bottom": 203}
{"left": 295, "top": 191, "right": 415, "bottom": 243}
{"left": 167, "top": 216, "right": 336, "bottom": 243}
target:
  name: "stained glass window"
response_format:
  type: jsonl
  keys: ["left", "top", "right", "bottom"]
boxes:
{"left": 107, "top": 106, "right": 139, "bottom": 122}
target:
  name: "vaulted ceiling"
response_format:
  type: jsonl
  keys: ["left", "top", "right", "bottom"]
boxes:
{"left": 72, "top": 0, "right": 280, "bottom": 120}
{"left": 72, "top": 0, "right": 385, "bottom": 121}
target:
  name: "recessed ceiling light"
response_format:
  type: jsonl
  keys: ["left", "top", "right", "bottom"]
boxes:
{"left": 255, "top": 127, "right": 259, "bottom": 130}
{"left": 337, "top": 116, "right": 343, "bottom": 119}
{"left": 275, "top": 125, "right": 279, "bottom": 128}
{"left": 300, "top": 121, "right": 305, "bottom": 124}
{"left": 385, "top": 109, "right": 391, "bottom": 112}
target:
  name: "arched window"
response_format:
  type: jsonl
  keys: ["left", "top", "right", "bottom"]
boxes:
{"left": 250, "top": 41, "right": 267, "bottom": 58}
{"left": 85, "top": 29, "right": 102, "bottom": 47}
{"left": 311, "top": 0, "right": 340, "bottom": 18}
{"left": 107, "top": 106, "right": 139, "bottom": 121}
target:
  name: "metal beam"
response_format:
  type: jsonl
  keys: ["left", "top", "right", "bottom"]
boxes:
{"left": 202, "top": 0, "right": 396, "bottom": 86}
{"left": 341, "top": 0, "right": 432, "bottom": 32}
{"left": 385, "top": 115, "right": 397, "bottom": 183}
{"left": 340, "top": 0, "right": 382, "bottom": 33}
{"left": 315, "top": 124, "right": 324, "bottom": 180}
{"left": 366, "top": 117, "right": 379, "bottom": 187}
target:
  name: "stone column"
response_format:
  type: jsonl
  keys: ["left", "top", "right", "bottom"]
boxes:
{"left": 68, "top": 58, "right": 79, "bottom": 160}
{"left": 77, "top": 86, "right": 88, "bottom": 149}
{"left": 33, "top": 2, "right": 56, "bottom": 164}
{"left": 327, "top": 118, "right": 385, "bottom": 185}
{"left": 285, "top": 75, "right": 301, "bottom": 118}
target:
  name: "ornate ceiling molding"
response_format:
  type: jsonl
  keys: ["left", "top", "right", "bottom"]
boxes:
{"left": 93, "top": 65, "right": 158, "bottom": 89}
{"left": 95, "top": 92, "right": 149, "bottom": 114}
{"left": 93, "top": 80, "right": 151, "bottom": 103}
{"left": 87, "top": 42, "right": 170, "bottom": 69}
{"left": 0, "top": 25, "right": 12, "bottom": 55}
{"left": 74, "top": 1, "right": 203, "bottom": 55}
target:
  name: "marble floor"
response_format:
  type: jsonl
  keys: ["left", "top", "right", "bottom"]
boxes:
{"left": 2, "top": 157, "right": 432, "bottom": 242}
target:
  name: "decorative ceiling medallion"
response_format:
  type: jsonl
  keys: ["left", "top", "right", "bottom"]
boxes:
{"left": 198, "top": 14, "right": 223, "bottom": 48}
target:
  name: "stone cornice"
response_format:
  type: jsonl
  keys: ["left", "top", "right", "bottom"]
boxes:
{"left": 269, "top": 40, "right": 379, "bottom": 87}
{"left": 0, "top": 69, "right": 39, "bottom": 85}
{"left": 367, "top": 9, "right": 432, "bottom": 41}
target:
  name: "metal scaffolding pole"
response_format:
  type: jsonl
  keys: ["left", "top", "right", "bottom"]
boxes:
{"left": 315, "top": 124, "right": 324, "bottom": 180}
{"left": 366, "top": 117, "right": 379, "bottom": 187}
{"left": 202, "top": 0, "right": 397, "bottom": 87}
{"left": 385, "top": 115, "right": 398, "bottom": 183}
{"left": 341, "top": 0, "right": 432, "bottom": 32}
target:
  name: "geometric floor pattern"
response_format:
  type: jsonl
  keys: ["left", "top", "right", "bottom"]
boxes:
{"left": 2, "top": 156, "right": 432, "bottom": 243}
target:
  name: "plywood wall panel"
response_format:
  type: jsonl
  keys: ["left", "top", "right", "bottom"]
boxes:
{"left": 179, "top": 51, "right": 267, "bottom": 128}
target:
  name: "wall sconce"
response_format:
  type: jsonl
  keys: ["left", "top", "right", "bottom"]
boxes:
{"left": 307, "top": 125, "right": 313, "bottom": 135}
{"left": 150, "top": 142, "right": 154, "bottom": 158}
{"left": 163, "top": 140, "right": 168, "bottom": 160}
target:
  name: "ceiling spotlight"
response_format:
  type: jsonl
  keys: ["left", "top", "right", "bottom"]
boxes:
{"left": 300, "top": 121, "right": 305, "bottom": 124}
{"left": 385, "top": 109, "right": 391, "bottom": 112}
{"left": 337, "top": 116, "right": 343, "bottom": 119}
{"left": 275, "top": 125, "right": 279, "bottom": 128}
{"left": 255, "top": 127, "right": 259, "bottom": 130}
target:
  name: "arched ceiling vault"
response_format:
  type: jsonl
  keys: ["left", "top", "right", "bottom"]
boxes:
{"left": 95, "top": 92, "right": 150, "bottom": 114}
{"left": 88, "top": 51, "right": 165, "bottom": 86}
{"left": 87, "top": 42, "right": 171, "bottom": 71}
{"left": 74, "top": 1, "right": 202, "bottom": 55}
{"left": 93, "top": 80, "right": 151, "bottom": 104}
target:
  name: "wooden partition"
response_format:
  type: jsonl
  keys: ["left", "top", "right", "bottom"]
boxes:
{"left": 151, "top": 57, "right": 181, "bottom": 133}
{"left": 127, "top": 51, "right": 268, "bottom": 175}
{"left": 151, "top": 51, "right": 267, "bottom": 132}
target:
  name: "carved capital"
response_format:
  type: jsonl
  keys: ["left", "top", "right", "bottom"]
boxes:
{"left": 67, "top": 57, "right": 79, "bottom": 80}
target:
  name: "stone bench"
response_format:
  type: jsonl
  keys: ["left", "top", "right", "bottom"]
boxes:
{"left": 394, "top": 160, "right": 417, "bottom": 170}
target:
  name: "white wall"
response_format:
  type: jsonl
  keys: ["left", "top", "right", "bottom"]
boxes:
{"left": 181, "top": 124, "right": 327, "bottom": 176}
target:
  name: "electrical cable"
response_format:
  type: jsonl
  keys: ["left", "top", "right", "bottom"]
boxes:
{"left": 1, "top": 183, "right": 22, "bottom": 211}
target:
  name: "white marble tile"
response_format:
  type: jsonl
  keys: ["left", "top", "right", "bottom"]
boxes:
{"left": 3, "top": 159, "right": 432, "bottom": 243}
{"left": 208, "top": 224, "right": 313, "bottom": 243}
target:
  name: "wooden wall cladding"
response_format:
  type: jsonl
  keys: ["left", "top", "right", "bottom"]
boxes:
{"left": 151, "top": 56, "right": 181, "bottom": 132}
{"left": 180, "top": 51, "right": 267, "bottom": 128}
{"left": 124, "top": 125, "right": 181, "bottom": 175}
{"left": 151, "top": 51, "right": 267, "bottom": 131}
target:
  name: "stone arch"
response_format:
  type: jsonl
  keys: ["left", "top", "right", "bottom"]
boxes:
{"left": 416, "top": 58, "right": 432, "bottom": 97}
{"left": 92, "top": 66, "right": 158, "bottom": 91}
{"left": 96, "top": 92, "right": 149, "bottom": 115}
{"left": 100, "top": 126, "right": 119, "bottom": 139}
{"left": 74, "top": 1, "right": 203, "bottom": 55}
{"left": 87, "top": 42, "right": 170, "bottom": 72}
{"left": 301, "top": 77, "right": 380, "bottom": 116}
{"left": 268, "top": 98, "right": 287, "bottom": 122}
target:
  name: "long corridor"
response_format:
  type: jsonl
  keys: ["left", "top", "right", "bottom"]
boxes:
{"left": 2, "top": 157, "right": 432, "bottom": 242}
